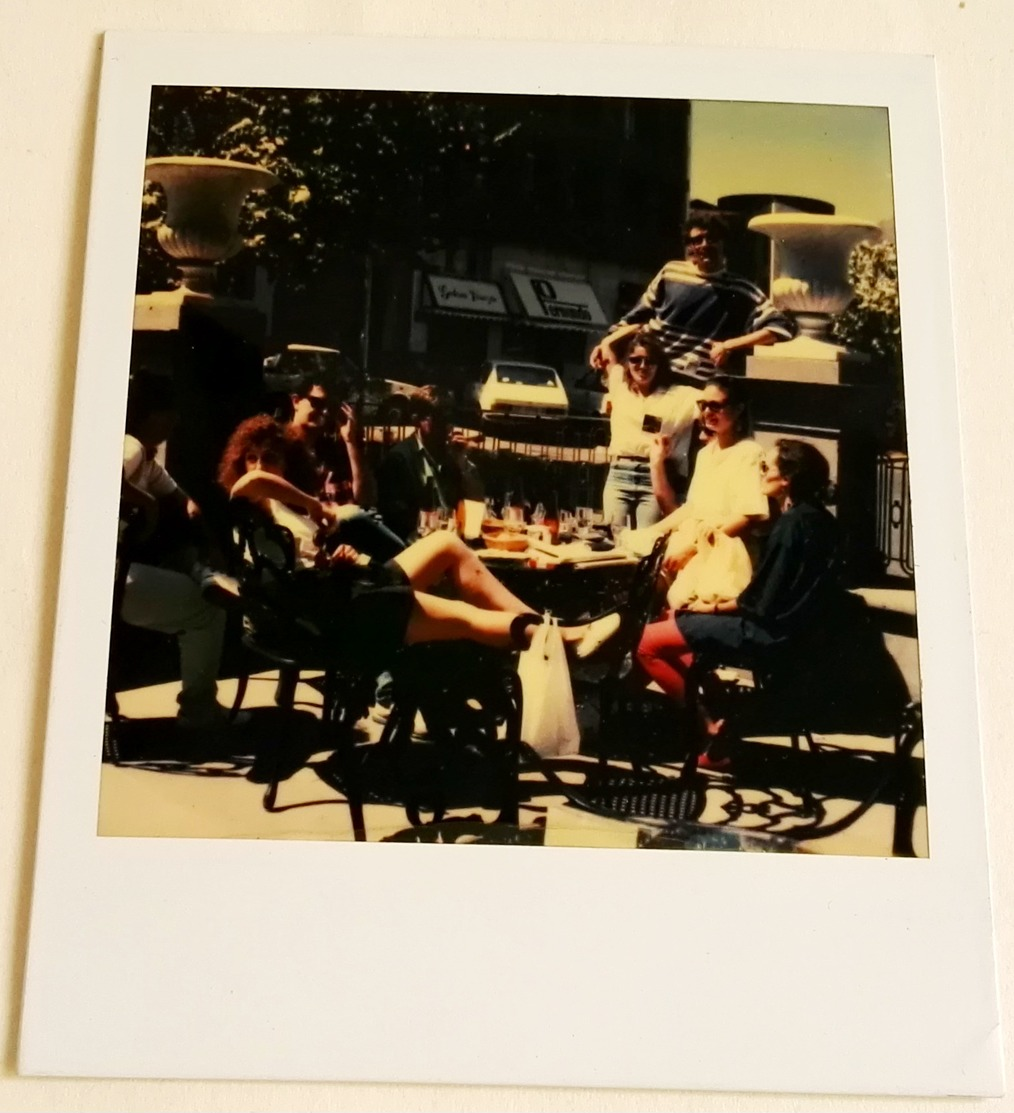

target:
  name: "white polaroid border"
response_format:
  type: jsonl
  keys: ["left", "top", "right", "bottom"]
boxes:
{"left": 18, "top": 33, "right": 1002, "bottom": 1096}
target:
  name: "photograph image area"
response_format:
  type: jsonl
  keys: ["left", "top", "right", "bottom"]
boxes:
{"left": 100, "top": 86, "right": 925, "bottom": 856}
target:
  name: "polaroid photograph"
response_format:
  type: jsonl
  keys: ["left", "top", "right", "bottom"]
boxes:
{"left": 19, "top": 33, "right": 1001, "bottom": 1096}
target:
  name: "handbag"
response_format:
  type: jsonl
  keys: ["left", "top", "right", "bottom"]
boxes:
{"left": 516, "top": 616, "right": 581, "bottom": 757}
{"left": 667, "top": 526, "right": 752, "bottom": 611}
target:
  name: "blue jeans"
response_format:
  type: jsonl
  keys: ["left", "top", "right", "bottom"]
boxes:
{"left": 602, "top": 460, "right": 664, "bottom": 529}
{"left": 333, "top": 508, "right": 406, "bottom": 563}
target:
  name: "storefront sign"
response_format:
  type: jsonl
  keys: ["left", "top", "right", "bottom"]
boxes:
{"left": 507, "top": 272, "right": 608, "bottom": 328}
{"left": 425, "top": 274, "right": 508, "bottom": 316}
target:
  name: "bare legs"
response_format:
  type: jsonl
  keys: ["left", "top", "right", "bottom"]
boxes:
{"left": 636, "top": 613, "right": 725, "bottom": 740}
{"left": 394, "top": 532, "right": 614, "bottom": 654}
{"left": 392, "top": 532, "right": 530, "bottom": 614}
{"left": 405, "top": 592, "right": 529, "bottom": 649}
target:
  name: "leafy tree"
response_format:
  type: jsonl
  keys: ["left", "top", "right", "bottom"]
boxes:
{"left": 831, "top": 241, "right": 902, "bottom": 367}
{"left": 831, "top": 241, "right": 906, "bottom": 446}
{"left": 138, "top": 86, "right": 536, "bottom": 293}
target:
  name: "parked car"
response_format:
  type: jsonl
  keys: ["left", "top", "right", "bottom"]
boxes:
{"left": 564, "top": 367, "right": 610, "bottom": 419}
{"left": 475, "top": 360, "right": 570, "bottom": 419}
{"left": 262, "top": 344, "right": 355, "bottom": 395}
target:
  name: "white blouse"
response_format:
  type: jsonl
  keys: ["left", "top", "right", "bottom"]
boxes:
{"left": 684, "top": 438, "right": 769, "bottom": 524}
{"left": 605, "top": 365, "right": 700, "bottom": 475}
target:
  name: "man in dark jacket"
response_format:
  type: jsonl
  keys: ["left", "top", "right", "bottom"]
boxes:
{"left": 377, "top": 387, "right": 482, "bottom": 541}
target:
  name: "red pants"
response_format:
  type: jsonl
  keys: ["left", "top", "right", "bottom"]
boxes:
{"left": 636, "top": 613, "right": 694, "bottom": 702}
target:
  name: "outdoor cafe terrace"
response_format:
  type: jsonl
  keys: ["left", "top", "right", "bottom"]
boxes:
{"left": 101, "top": 413, "right": 924, "bottom": 858}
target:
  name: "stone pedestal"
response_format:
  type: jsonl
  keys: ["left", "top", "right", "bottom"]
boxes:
{"left": 132, "top": 294, "right": 268, "bottom": 523}
{"left": 131, "top": 157, "right": 279, "bottom": 526}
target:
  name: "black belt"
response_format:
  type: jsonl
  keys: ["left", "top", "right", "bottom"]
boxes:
{"left": 614, "top": 454, "right": 650, "bottom": 462}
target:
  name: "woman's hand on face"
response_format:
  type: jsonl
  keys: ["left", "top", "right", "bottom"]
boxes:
{"left": 338, "top": 403, "right": 359, "bottom": 444}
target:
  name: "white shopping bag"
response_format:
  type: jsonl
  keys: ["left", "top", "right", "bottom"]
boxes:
{"left": 517, "top": 616, "right": 581, "bottom": 757}
{"left": 667, "top": 526, "right": 752, "bottom": 611}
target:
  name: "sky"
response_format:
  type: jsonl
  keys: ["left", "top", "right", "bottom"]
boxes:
{"left": 689, "top": 100, "right": 896, "bottom": 229}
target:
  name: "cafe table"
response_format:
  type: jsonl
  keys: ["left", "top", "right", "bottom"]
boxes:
{"left": 477, "top": 536, "right": 640, "bottom": 624}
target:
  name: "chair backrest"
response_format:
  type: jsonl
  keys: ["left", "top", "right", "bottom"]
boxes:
{"left": 603, "top": 534, "right": 669, "bottom": 673}
{"left": 231, "top": 501, "right": 298, "bottom": 584}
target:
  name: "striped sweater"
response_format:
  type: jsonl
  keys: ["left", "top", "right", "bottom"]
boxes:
{"left": 617, "top": 260, "right": 796, "bottom": 382}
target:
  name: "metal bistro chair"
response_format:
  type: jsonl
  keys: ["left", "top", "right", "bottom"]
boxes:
{"left": 348, "top": 640, "right": 524, "bottom": 832}
{"left": 228, "top": 504, "right": 376, "bottom": 834}
{"left": 683, "top": 594, "right": 924, "bottom": 854}
{"left": 595, "top": 533, "right": 670, "bottom": 763}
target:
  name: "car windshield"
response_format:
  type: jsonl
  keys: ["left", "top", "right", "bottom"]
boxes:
{"left": 494, "top": 364, "right": 557, "bottom": 387}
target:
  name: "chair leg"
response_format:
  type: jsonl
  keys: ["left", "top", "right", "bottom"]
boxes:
{"left": 262, "top": 666, "right": 300, "bottom": 813}
{"left": 891, "top": 704, "right": 922, "bottom": 857}
{"left": 229, "top": 673, "right": 249, "bottom": 722}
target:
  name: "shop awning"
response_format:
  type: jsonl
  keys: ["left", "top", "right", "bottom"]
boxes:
{"left": 422, "top": 274, "right": 510, "bottom": 321}
{"left": 506, "top": 272, "right": 609, "bottom": 331}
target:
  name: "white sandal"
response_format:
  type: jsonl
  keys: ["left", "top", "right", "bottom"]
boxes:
{"left": 573, "top": 613, "right": 622, "bottom": 659}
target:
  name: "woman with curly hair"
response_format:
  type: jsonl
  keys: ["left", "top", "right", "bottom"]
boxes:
{"left": 219, "top": 416, "right": 621, "bottom": 669}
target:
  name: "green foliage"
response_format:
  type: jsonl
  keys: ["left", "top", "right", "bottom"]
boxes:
{"left": 830, "top": 241, "right": 902, "bottom": 369}
{"left": 138, "top": 86, "right": 536, "bottom": 292}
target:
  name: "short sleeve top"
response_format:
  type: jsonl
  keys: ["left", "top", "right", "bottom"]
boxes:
{"left": 684, "top": 437, "right": 768, "bottom": 524}
{"left": 605, "top": 366, "right": 700, "bottom": 475}
{"left": 122, "top": 435, "right": 177, "bottom": 498}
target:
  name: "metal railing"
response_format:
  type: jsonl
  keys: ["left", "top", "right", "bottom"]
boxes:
{"left": 875, "top": 451, "right": 914, "bottom": 580}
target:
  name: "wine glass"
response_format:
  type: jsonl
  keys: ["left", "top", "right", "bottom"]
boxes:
{"left": 575, "top": 506, "right": 593, "bottom": 542}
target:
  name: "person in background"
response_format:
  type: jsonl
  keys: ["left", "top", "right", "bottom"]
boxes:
{"left": 377, "top": 386, "right": 484, "bottom": 542}
{"left": 595, "top": 328, "right": 700, "bottom": 529}
{"left": 286, "top": 376, "right": 404, "bottom": 562}
{"left": 636, "top": 439, "right": 841, "bottom": 768}
{"left": 590, "top": 211, "right": 796, "bottom": 387}
{"left": 118, "top": 372, "right": 236, "bottom": 731}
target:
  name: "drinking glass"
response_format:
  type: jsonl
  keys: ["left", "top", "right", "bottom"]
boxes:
{"left": 504, "top": 505, "right": 526, "bottom": 532}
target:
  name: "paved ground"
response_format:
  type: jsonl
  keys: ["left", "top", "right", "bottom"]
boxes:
{"left": 99, "top": 670, "right": 928, "bottom": 857}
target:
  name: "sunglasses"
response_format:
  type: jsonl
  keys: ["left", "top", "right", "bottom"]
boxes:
{"left": 696, "top": 399, "right": 729, "bottom": 414}
{"left": 627, "top": 355, "right": 656, "bottom": 367}
{"left": 245, "top": 449, "right": 283, "bottom": 466}
{"left": 686, "top": 232, "right": 720, "bottom": 247}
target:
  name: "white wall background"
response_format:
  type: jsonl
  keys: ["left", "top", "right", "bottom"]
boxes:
{"left": 2, "top": 2, "right": 1011, "bottom": 1109}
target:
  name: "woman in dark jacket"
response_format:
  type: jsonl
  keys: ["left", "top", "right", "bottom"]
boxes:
{"left": 636, "top": 438, "right": 842, "bottom": 767}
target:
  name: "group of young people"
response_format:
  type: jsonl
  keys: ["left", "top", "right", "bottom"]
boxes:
{"left": 117, "top": 209, "right": 842, "bottom": 768}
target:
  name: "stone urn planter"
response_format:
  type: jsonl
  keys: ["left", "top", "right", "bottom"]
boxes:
{"left": 144, "top": 156, "right": 279, "bottom": 294}
{"left": 748, "top": 212, "right": 881, "bottom": 348}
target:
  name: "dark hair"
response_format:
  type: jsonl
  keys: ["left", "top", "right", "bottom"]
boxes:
{"left": 702, "top": 372, "right": 752, "bottom": 438}
{"left": 775, "top": 438, "right": 833, "bottom": 506}
{"left": 682, "top": 210, "right": 729, "bottom": 244}
{"left": 411, "top": 384, "right": 450, "bottom": 425}
{"left": 621, "top": 328, "right": 674, "bottom": 392}
{"left": 124, "top": 371, "right": 177, "bottom": 432}
{"left": 216, "top": 414, "right": 318, "bottom": 496}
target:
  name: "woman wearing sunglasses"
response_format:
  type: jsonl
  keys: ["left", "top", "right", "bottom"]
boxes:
{"left": 217, "top": 416, "right": 622, "bottom": 669}
{"left": 596, "top": 327, "right": 700, "bottom": 530}
{"left": 644, "top": 373, "right": 769, "bottom": 576}
{"left": 637, "top": 438, "right": 840, "bottom": 768}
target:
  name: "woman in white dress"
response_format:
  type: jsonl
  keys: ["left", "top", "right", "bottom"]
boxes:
{"left": 644, "top": 374, "right": 769, "bottom": 582}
